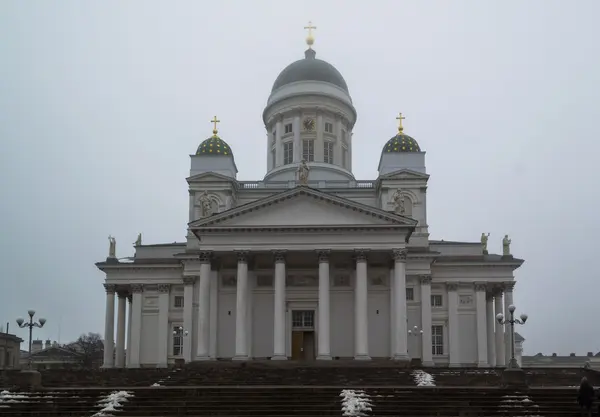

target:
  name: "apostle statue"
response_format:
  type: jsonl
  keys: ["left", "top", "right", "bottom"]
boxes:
{"left": 392, "top": 189, "right": 405, "bottom": 215}
{"left": 502, "top": 234, "right": 512, "bottom": 256}
{"left": 134, "top": 233, "right": 142, "bottom": 246}
{"left": 480, "top": 233, "right": 490, "bottom": 254}
{"left": 199, "top": 191, "right": 214, "bottom": 217}
{"left": 297, "top": 159, "right": 310, "bottom": 185}
{"left": 108, "top": 235, "right": 116, "bottom": 258}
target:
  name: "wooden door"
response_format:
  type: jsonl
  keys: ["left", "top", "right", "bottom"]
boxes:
{"left": 291, "top": 331, "right": 304, "bottom": 360}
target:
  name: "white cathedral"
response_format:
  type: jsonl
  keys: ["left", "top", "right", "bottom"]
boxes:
{"left": 97, "top": 29, "right": 523, "bottom": 369}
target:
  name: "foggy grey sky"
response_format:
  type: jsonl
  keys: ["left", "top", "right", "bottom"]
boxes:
{"left": 1, "top": 0, "right": 598, "bottom": 356}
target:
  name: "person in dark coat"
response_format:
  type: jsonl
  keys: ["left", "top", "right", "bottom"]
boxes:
{"left": 577, "top": 377, "right": 594, "bottom": 416}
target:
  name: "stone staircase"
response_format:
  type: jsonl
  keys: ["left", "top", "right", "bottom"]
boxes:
{"left": 3, "top": 362, "right": 597, "bottom": 388}
{"left": 0, "top": 386, "right": 594, "bottom": 416}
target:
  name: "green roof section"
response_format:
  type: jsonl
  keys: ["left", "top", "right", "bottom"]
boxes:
{"left": 196, "top": 136, "right": 233, "bottom": 156}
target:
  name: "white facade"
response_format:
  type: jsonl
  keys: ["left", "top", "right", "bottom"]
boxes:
{"left": 97, "top": 39, "right": 523, "bottom": 368}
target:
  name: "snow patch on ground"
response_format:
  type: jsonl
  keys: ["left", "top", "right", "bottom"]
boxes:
{"left": 91, "top": 390, "right": 133, "bottom": 417}
{"left": 412, "top": 369, "right": 436, "bottom": 386}
{"left": 0, "top": 390, "right": 30, "bottom": 408}
{"left": 499, "top": 394, "right": 543, "bottom": 416}
{"left": 340, "top": 389, "right": 372, "bottom": 416}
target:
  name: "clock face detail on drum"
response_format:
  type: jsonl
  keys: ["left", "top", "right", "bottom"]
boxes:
{"left": 303, "top": 118, "right": 315, "bottom": 131}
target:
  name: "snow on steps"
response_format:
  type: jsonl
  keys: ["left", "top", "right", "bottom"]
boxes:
{"left": 340, "top": 389, "right": 373, "bottom": 416}
{"left": 499, "top": 393, "right": 543, "bottom": 417}
{"left": 91, "top": 390, "right": 133, "bottom": 417}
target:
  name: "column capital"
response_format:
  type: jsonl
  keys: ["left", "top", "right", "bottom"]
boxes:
{"left": 272, "top": 250, "right": 287, "bottom": 263}
{"left": 354, "top": 249, "right": 369, "bottom": 263}
{"left": 158, "top": 284, "right": 170, "bottom": 293}
{"left": 104, "top": 284, "right": 116, "bottom": 294}
{"left": 235, "top": 250, "right": 250, "bottom": 263}
{"left": 474, "top": 282, "right": 487, "bottom": 292}
{"left": 127, "top": 295, "right": 132, "bottom": 303}
{"left": 198, "top": 251, "right": 213, "bottom": 264}
{"left": 316, "top": 250, "right": 330, "bottom": 263}
{"left": 131, "top": 284, "right": 143, "bottom": 294}
{"left": 182, "top": 276, "right": 197, "bottom": 286}
{"left": 419, "top": 275, "right": 432, "bottom": 285}
{"left": 492, "top": 285, "right": 504, "bottom": 296}
{"left": 445, "top": 282, "right": 459, "bottom": 292}
{"left": 117, "top": 289, "right": 129, "bottom": 298}
{"left": 392, "top": 249, "right": 408, "bottom": 262}
{"left": 503, "top": 281, "right": 516, "bottom": 291}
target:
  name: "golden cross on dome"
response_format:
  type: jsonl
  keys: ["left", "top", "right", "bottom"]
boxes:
{"left": 210, "top": 116, "right": 220, "bottom": 136}
{"left": 396, "top": 112, "right": 406, "bottom": 133}
{"left": 304, "top": 21, "right": 317, "bottom": 48}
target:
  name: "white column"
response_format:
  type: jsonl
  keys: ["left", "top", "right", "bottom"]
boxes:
{"left": 447, "top": 283, "right": 460, "bottom": 367}
{"left": 354, "top": 250, "right": 370, "bottom": 360}
{"left": 474, "top": 283, "right": 489, "bottom": 367}
{"left": 389, "top": 268, "right": 395, "bottom": 357}
{"left": 115, "top": 292, "right": 127, "bottom": 368}
{"left": 293, "top": 114, "right": 301, "bottom": 162}
{"left": 334, "top": 115, "right": 343, "bottom": 166}
{"left": 391, "top": 249, "right": 409, "bottom": 361}
{"left": 196, "top": 253, "right": 212, "bottom": 360}
{"left": 486, "top": 293, "right": 496, "bottom": 367}
{"left": 209, "top": 269, "right": 218, "bottom": 359}
{"left": 420, "top": 275, "right": 434, "bottom": 366}
{"left": 494, "top": 287, "right": 506, "bottom": 367}
{"left": 156, "top": 284, "right": 170, "bottom": 368}
{"left": 233, "top": 251, "right": 249, "bottom": 360}
{"left": 503, "top": 282, "right": 515, "bottom": 365}
{"left": 126, "top": 296, "right": 132, "bottom": 366}
{"left": 271, "top": 251, "right": 287, "bottom": 360}
{"left": 182, "top": 276, "right": 195, "bottom": 363}
{"left": 102, "top": 284, "right": 116, "bottom": 368}
{"left": 128, "top": 284, "right": 143, "bottom": 368}
{"left": 316, "top": 111, "right": 324, "bottom": 162}
{"left": 275, "top": 116, "right": 283, "bottom": 167}
{"left": 317, "top": 250, "right": 332, "bottom": 360}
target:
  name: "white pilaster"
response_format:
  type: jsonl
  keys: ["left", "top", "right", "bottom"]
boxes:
{"left": 392, "top": 249, "right": 409, "bottom": 361}
{"left": 128, "top": 284, "right": 143, "bottom": 368}
{"left": 182, "top": 276, "right": 195, "bottom": 363}
{"left": 316, "top": 250, "right": 331, "bottom": 360}
{"left": 494, "top": 288, "right": 506, "bottom": 367}
{"left": 126, "top": 296, "right": 132, "bottom": 367}
{"left": 115, "top": 292, "right": 127, "bottom": 368}
{"left": 293, "top": 114, "right": 301, "bottom": 162}
{"left": 334, "top": 115, "right": 343, "bottom": 166}
{"left": 486, "top": 293, "right": 496, "bottom": 367}
{"left": 275, "top": 116, "right": 283, "bottom": 166}
{"left": 196, "top": 253, "right": 212, "bottom": 360}
{"left": 354, "top": 250, "right": 370, "bottom": 360}
{"left": 272, "top": 250, "right": 287, "bottom": 360}
{"left": 316, "top": 111, "right": 324, "bottom": 162}
{"left": 233, "top": 251, "right": 249, "bottom": 360}
{"left": 447, "top": 283, "right": 460, "bottom": 367}
{"left": 102, "top": 284, "right": 116, "bottom": 368}
{"left": 474, "top": 283, "right": 489, "bottom": 367}
{"left": 420, "top": 275, "right": 434, "bottom": 366}
{"left": 157, "top": 284, "right": 170, "bottom": 368}
{"left": 503, "top": 282, "right": 515, "bottom": 365}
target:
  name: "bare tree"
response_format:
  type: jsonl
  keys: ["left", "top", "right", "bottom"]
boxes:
{"left": 68, "top": 332, "right": 104, "bottom": 368}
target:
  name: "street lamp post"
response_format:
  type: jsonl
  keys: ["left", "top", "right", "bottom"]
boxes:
{"left": 172, "top": 326, "right": 189, "bottom": 362}
{"left": 16, "top": 310, "right": 46, "bottom": 370}
{"left": 496, "top": 304, "right": 528, "bottom": 369}
{"left": 408, "top": 325, "right": 423, "bottom": 338}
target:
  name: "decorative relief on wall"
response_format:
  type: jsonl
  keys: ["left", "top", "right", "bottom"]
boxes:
{"left": 333, "top": 275, "right": 351, "bottom": 287}
{"left": 370, "top": 274, "right": 387, "bottom": 286}
{"left": 286, "top": 275, "right": 318, "bottom": 287}
{"left": 459, "top": 295, "right": 473, "bottom": 306}
{"left": 257, "top": 275, "right": 273, "bottom": 287}
{"left": 221, "top": 275, "right": 237, "bottom": 287}
{"left": 144, "top": 296, "right": 158, "bottom": 307}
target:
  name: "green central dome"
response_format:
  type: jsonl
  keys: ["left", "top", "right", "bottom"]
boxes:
{"left": 383, "top": 134, "right": 421, "bottom": 153}
{"left": 196, "top": 136, "right": 233, "bottom": 156}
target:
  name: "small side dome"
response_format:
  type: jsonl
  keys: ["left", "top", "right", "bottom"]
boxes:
{"left": 196, "top": 136, "right": 233, "bottom": 156}
{"left": 383, "top": 134, "right": 421, "bottom": 153}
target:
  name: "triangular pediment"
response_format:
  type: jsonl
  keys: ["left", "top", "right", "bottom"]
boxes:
{"left": 186, "top": 172, "right": 236, "bottom": 184}
{"left": 379, "top": 169, "right": 430, "bottom": 181}
{"left": 189, "top": 186, "right": 417, "bottom": 229}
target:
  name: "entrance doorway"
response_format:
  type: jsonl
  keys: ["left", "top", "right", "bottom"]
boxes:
{"left": 291, "top": 310, "right": 315, "bottom": 361}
